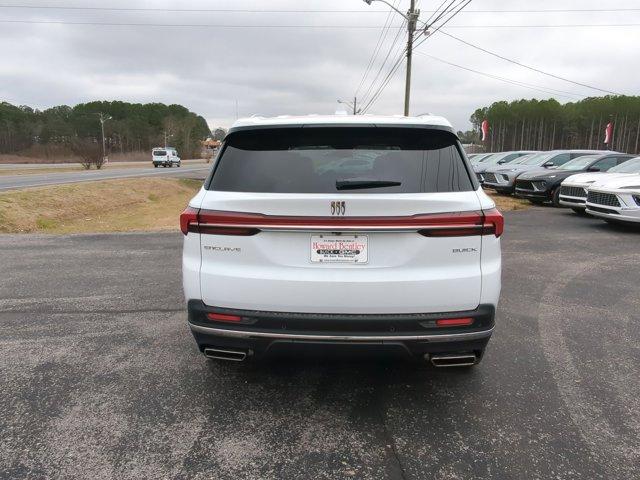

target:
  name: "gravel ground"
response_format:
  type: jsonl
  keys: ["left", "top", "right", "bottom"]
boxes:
{"left": 0, "top": 207, "right": 638, "bottom": 479}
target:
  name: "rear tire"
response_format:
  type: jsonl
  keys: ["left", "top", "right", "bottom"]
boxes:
{"left": 552, "top": 188, "right": 562, "bottom": 207}
{"left": 154, "top": 164, "right": 158, "bottom": 168}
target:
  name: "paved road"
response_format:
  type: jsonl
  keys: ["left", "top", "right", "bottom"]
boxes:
{"left": 0, "top": 164, "right": 210, "bottom": 191}
{"left": 0, "top": 159, "right": 206, "bottom": 170}
{"left": 1, "top": 208, "right": 639, "bottom": 479}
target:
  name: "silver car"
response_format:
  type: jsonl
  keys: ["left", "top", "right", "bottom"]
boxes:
{"left": 482, "top": 150, "right": 611, "bottom": 194}
{"left": 473, "top": 151, "right": 537, "bottom": 183}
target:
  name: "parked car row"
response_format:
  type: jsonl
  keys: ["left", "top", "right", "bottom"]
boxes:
{"left": 472, "top": 150, "right": 640, "bottom": 227}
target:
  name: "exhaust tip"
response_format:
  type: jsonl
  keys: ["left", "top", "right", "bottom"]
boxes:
{"left": 203, "top": 347, "right": 248, "bottom": 362}
{"left": 428, "top": 353, "right": 477, "bottom": 368}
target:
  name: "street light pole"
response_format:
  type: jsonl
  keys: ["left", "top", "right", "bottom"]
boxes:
{"left": 97, "top": 113, "right": 111, "bottom": 161}
{"left": 337, "top": 97, "right": 360, "bottom": 115}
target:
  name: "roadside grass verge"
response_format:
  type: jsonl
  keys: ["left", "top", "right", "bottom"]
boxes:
{"left": 0, "top": 179, "right": 530, "bottom": 235}
{"left": 0, "top": 178, "right": 202, "bottom": 234}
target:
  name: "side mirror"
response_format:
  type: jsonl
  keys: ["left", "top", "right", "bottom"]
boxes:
{"left": 587, "top": 166, "right": 600, "bottom": 172}
{"left": 543, "top": 161, "right": 555, "bottom": 168}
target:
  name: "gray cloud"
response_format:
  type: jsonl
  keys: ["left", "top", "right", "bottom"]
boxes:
{"left": 1, "top": 0, "right": 638, "bottom": 131}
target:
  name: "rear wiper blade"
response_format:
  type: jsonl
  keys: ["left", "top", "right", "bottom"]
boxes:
{"left": 336, "top": 179, "right": 402, "bottom": 190}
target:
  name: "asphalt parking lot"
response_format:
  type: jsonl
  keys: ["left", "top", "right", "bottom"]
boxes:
{"left": 1, "top": 207, "right": 639, "bottom": 479}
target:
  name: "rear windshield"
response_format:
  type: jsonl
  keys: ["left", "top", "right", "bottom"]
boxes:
{"left": 153, "top": 150, "right": 167, "bottom": 156}
{"left": 207, "top": 127, "right": 474, "bottom": 194}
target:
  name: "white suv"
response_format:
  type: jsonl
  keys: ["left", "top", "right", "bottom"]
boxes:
{"left": 181, "top": 115, "right": 502, "bottom": 367}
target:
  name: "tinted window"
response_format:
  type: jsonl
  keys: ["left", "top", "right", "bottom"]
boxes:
{"left": 209, "top": 127, "right": 474, "bottom": 194}
{"left": 153, "top": 150, "right": 167, "bottom": 156}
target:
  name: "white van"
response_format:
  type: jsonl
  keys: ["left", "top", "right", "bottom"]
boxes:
{"left": 152, "top": 147, "right": 181, "bottom": 167}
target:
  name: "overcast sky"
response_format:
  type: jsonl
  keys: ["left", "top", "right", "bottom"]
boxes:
{"left": 1, "top": 0, "right": 639, "bottom": 131}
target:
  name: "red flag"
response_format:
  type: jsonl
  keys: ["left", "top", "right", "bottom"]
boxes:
{"left": 481, "top": 120, "right": 489, "bottom": 142}
{"left": 604, "top": 122, "right": 613, "bottom": 144}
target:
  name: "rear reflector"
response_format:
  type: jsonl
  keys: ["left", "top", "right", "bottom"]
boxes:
{"left": 180, "top": 207, "right": 504, "bottom": 237}
{"left": 206, "top": 312, "right": 242, "bottom": 323}
{"left": 436, "top": 317, "right": 474, "bottom": 327}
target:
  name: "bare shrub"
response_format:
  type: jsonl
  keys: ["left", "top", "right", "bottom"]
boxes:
{"left": 70, "top": 139, "right": 103, "bottom": 170}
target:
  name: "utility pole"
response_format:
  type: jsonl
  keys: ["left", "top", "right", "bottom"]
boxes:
{"left": 97, "top": 113, "right": 111, "bottom": 162}
{"left": 404, "top": 0, "right": 418, "bottom": 116}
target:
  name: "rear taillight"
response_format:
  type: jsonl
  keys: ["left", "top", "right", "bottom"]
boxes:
{"left": 180, "top": 207, "right": 259, "bottom": 236}
{"left": 436, "top": 317, "right": 474, "bottom": 327}
{"left": 417, "top": 210, "right": 503, "bottom": 238}
{"left": 180, "top": 206, "right": 198, "bottom": 235}
{"left": 482, "top": 208, "right": 504, "bottom": 238}
{"left": 180, "top": 208, "right": 504, "bottom": 237}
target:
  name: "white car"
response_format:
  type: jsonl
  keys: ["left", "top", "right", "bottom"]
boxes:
{"left": 152, "top": 147, "right": 181, "bottom": 167}
{"left": 560, "top": 157, "right": 640, "bottom": 213}
{"left": 585, "top": 175, "right": 640, "bottom": 225}
{"left": 181, "top": 115, "right": 502, "bottom": 367}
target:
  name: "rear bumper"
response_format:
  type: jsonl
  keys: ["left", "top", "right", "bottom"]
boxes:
{"left": 187, "top": 300, "right": 494, "bottom": 360}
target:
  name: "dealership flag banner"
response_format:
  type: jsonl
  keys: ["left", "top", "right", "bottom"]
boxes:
{"left": 604, "top": 122, "right": 613, "bottom": 144}
{"left": 481, "top": 120, "right": 489, "bottom": 142}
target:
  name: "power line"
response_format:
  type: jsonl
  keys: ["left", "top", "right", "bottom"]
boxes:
{"left": 414, "top": 51, "right": 585, "bottom": 99}
{"left": 355, "top": 0, "right": 400, "bottom": 98}
{"left": 359, "top": 20, "right": 407, "bottom": 107}
{"left": 2, "top": 19, "right": 640, "bottom": 29}
{"left": 361, "top": 50, "right": 407, "bottom": 113}
{"left": 1, "top": 4, "right": 638, "bottom": 13}
{"left": 437, "top": 30, "right": 625, "bottom": 95}
{"left": 362, "top": 0, "right": 473, "bottom": 114}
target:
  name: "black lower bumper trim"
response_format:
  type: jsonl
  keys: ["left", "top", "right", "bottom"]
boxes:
{"left": 187, "top": 300, "right": 495, "bottom": 359}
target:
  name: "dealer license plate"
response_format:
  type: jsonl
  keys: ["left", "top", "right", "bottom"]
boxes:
{"left": 310, "top": 235, "right": 368, "bottom": 264}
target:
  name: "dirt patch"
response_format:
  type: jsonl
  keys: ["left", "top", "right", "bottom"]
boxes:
{"left": 0, "top": 178, "right": 202, "bottom": 234}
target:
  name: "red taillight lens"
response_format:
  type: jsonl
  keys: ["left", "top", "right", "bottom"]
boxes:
{"left": 180, "top": 206, "right": 198, "bottom": 235}
{"left": 436, "top": 317, "right": 474, "bottom": 327}
{"left": 181, "top": 208, "right": 503, "bottom": 237}
{"left": 196, "top": 210, "right": 261, "bottom": 236}
{"left": 417, "top": 211, "right": 484, "bottom": 237}
{"left": 482, "top": 208, "right": 504, "bottom": 238}
{"left": 206, "top": 312, "right": 242, "bottom": 323}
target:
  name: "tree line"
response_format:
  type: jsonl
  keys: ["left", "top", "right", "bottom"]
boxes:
{"left": 467, "top": 96, "right": 640, "bottom": 154}
{"left": 0, "top": 100, "right": 211, "bottom": 159}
